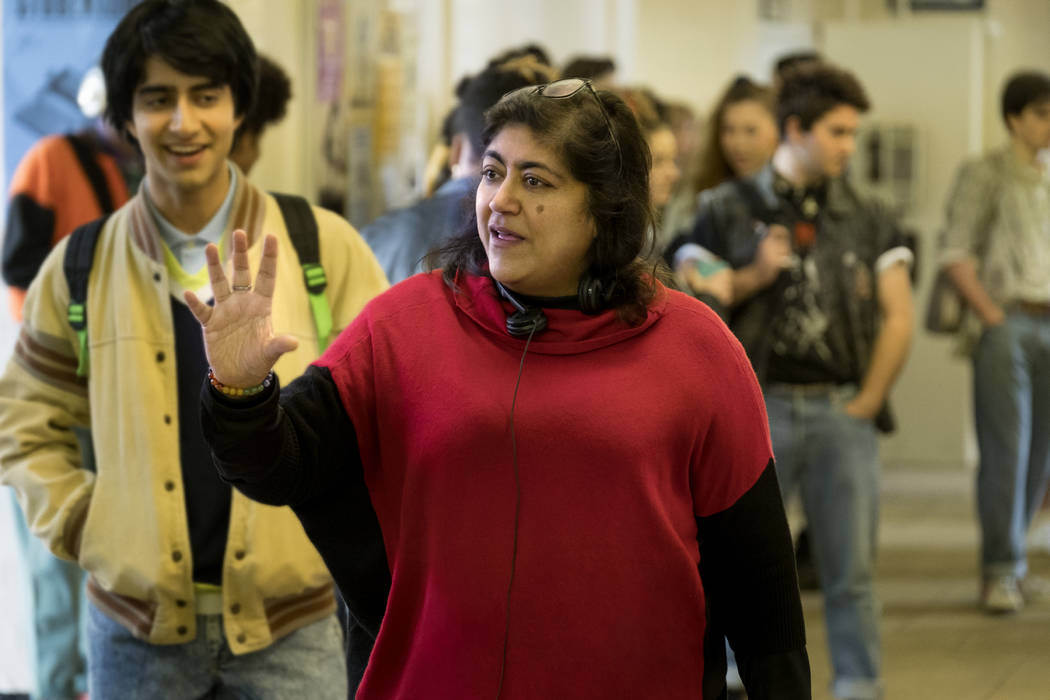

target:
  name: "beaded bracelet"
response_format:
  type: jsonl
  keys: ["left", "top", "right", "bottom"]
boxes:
{"left": 208, "top": 367, "right": 274, "bottom": 398}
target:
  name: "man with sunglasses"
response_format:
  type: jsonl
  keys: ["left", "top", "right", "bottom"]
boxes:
{"left": 672, "top": 62, "right": 914, "bottom": 700}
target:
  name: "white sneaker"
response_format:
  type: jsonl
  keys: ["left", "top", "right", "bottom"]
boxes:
{"left": 982, "top": 576, "right": 1024, "bottom": 613}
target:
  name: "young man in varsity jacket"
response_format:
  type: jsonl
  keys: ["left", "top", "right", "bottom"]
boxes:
{"left": 0, "top": 1, "right": 388, "bottom": 697}
{"left": 670, "top": 62, "right": 914, "bottom": 700}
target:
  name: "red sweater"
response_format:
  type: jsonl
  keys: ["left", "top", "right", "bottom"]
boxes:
{"left": 315, "top": 272, "right": 773, "bottom": 699}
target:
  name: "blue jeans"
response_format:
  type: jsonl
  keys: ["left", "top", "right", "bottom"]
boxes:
{"left": 87, "top": 603, "right": 347, "bottom": 700}
{"left": 973, "top": 311, "right": 1050, "bottom": 580}
{"left": 9, "top": 488, "right": 88, "bottom": 700}
{"left": 765, "top": 384, "right": 881, "bottom": 700}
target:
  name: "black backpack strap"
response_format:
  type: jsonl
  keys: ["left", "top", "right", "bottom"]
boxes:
{"left": 63, "top": 216, "right": 108, "bottom": 377}
{"left": 271, "top": 192, "right": 333, "bottom": 350}
{"left": 65, "top": 134, "right": 115, "bottom": 214}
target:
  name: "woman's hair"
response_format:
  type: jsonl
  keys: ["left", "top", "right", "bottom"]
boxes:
{"left": 615, "top": 86, "right": 669, "bottom": 135}
{"left": 561, "top": 56, "right": 616, "bottom": 82}
{"left": 427, "top": 81, "right": 665, "bottom": 325}
{"left": 694, "top": 76, "right": 775, "bottom": 193}
{"left": 101, "top": 0, "right": 257, "bottom": 142}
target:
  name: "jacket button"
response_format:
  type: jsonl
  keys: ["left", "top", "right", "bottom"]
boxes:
{"left": 230, "top": 603, "right": 241, "bottom": 614}
{"left": 177, "top": 626, "right": 188, "bottom": 635}
{"left": 234, "top": 550, "right": 245, "bottom": 560}
{"left": 153, "top": 272, "right": 162, "bottom": 282}
{"left": 164, "top": 481, "right": 175, "bottom": 492}
{"left": 156, "top": 351, "right": 165, "bottom": 363}
{"left": 164, "top": 415, "right": 172, "bottom": 425}
{"left": 236, "top": 633, "right": 246, "bottom": 644}
{"left": 172, "top": 550, "right": 183, "bottom": 562}
{"left": 175, "top": 599, "right": 187, "bottom": 608}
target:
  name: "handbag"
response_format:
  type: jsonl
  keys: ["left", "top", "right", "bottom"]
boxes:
{"left": 924, "top": 265, "right": 964, "bottom": 334}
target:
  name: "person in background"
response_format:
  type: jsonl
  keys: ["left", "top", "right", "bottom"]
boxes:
{"left": 0, "top": 1, "right": 388, "bottom": 697}
{"left": 419, "top": 45, "right": 554, "bottom": 201}
{"left": 617, "top": 86, "right": 730, "bottom": 311}
{"left": 420, "top": 107, "right": 457, "bottom": 198}
{"left": 361, "top": 57, "right": 556, "bottom": 285}
{"left": 2, "top": 67, "right": 141, "bottom": 323}
{"left": 192, "top": 77, "right": 809, "bottom": 700}
{"left": 658, "top": 99, "right": 705, "bottom": 241}
{"left": 616, "top": 88, "right": 681, "bottom": 224}
{"left": 0, "top": 65, "right": 140, "bottom": 700}
{"left": 671, "top": 62, "right": 915, "bottom": 700}
{"left": 937, "top": 70, "right": 1050, "bottom": 614}
{"left": 229, "top": 54, "right": 292, "bottom": 175}
{"left": 666, "top": 76, "right": 778, "bottom": 316}
{"left": 694, "top": 76, "right": 778, "bottom": 196}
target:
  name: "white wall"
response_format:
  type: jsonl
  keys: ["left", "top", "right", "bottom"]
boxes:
{"left": 635, "top": 0, "right": 764, "bottom": 114}
{"left": 227, "top": 0, "right": 314, "bottom": 198}
{"left": 981, "top": 0, "right": 1050, "bottom": 150}
{"left": 824, "top": 17, "right": 985, "bottom": 468}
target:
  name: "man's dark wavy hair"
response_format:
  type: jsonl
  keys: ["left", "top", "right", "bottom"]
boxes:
{"left": 776, "top": 62, "right": 870, "bottom": 137}
{"left": 427, "top": 83, "right": 665, "bottom": 326}
{"left": 101, "top": 0, "right": 257, "bottom": 141}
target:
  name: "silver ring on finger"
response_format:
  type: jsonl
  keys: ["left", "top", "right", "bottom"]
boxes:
{"left": 232, "top": 284, "right": 252, "bottom": 293}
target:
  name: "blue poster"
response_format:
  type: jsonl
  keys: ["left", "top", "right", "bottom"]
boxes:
{"left": 3, "top": 0, "right": 138, "bottom": 186}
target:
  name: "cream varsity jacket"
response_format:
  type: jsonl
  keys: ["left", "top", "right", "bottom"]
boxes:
{"left": 0, "top": 171, "right": 388, "bottom": 654}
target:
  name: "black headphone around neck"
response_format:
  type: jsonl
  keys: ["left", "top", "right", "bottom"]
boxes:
{"left": 577, "top": 274, "right": 619, "bottom": 315}
{"left": 495, "top": 280, "right": 548, "bottom": 337}
{"left": 494, "top": 274, "right": 620, "bottom": 337}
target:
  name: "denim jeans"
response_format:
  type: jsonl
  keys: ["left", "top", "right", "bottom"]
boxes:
{"left": 765, "top": 384, "right": 881, "bottom": 700}
{"left": 9, "top": 488, "right": 88, "bottom": 700}
{"left": 973, "top": 311, "right": 1050, "bottom": 580}
{"left": 87, "top": 603, "right": 347, "bottom": 700}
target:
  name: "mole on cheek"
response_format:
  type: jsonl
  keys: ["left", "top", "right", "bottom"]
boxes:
{"left": 536, "top": 205, "right": 544, "bottom": 214}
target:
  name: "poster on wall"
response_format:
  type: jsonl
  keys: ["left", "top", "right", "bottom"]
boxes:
{"left": 3, "top": 0, "right": 138, "bottom": 187}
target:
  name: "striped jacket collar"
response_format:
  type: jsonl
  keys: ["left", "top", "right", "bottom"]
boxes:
{"left": 126, "top": 162, "right": 267, "bottom": 263}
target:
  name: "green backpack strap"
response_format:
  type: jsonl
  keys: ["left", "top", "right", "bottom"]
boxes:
{"left": 271, "top": 193, "right": 333, "bottom": 351}
{"left": 63, "top": 217, "right": 108, "bottom": 377}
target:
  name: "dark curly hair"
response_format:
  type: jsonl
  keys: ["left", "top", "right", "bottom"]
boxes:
{"left": 238, "top": 54, "right": 291, "bottom": 137}
{"left": 776, "top": 62, "right": 870, "bottom": 137}
{"left": 101, "top": 0, "right": 257, "bottom": 142}
{"left": 427, "top": 81, "right": 665, "bottom": 326}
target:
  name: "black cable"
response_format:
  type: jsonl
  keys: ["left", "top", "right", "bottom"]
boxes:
{"left": 494, "top": 323, "right": 538, "bottom": 700}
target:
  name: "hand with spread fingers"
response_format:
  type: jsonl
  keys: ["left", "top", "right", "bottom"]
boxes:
{"left": 185, "top": 229, "right": 299, "bottom": 389}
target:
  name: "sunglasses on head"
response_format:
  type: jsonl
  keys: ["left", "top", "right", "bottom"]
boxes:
{"left": 501, "top": 78, "right": 623, "bottom": 171}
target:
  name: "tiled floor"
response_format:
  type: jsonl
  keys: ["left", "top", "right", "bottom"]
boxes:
{"left": 2, "top": 461, "right": 1050, "bottom": 696}
{"left": 805, "top": 467, "right": 1050, "bottom": 700}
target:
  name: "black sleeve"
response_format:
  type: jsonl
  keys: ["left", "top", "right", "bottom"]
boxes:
{"left": 200, "top": 364, "right": 390, "bottom": 638}
{"left": 663, "top": 204, "right": 724, "bottom": 267}
{"left": 2, "top": 194, "right": 56, "bottom": 288}
{"left": 697, "top": 459, "right": 810, "bottom": 700}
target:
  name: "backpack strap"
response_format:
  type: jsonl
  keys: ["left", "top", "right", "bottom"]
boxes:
{"left": 65, "top": 134, "right": 116, "bottom": 215}
{"left": 63, "top": 216, "right": 108, "bottom": 377}
{"left": 271, "top": 192, "right": 333, "bottom": 351}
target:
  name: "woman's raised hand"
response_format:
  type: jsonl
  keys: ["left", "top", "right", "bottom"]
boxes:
{"left": 185, "top": 230, "right": 299, "bottom": 388}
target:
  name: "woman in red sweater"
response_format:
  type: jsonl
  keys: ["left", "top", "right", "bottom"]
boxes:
{"left": 191, "top": 79, "right": 810, "bottom": 700}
